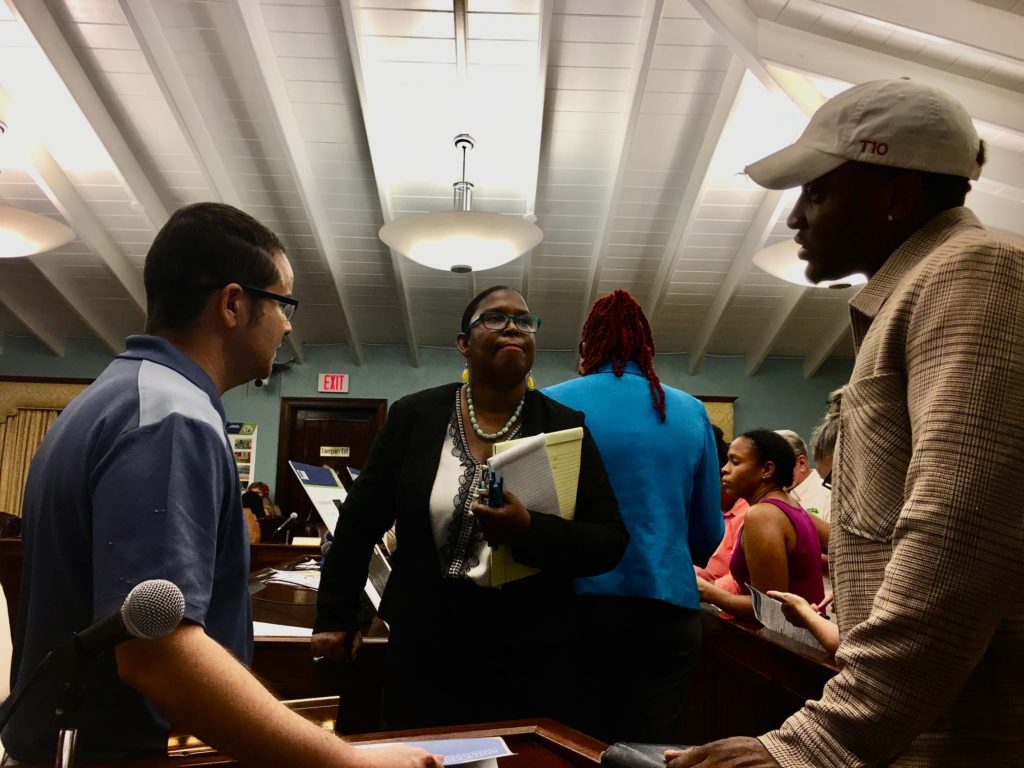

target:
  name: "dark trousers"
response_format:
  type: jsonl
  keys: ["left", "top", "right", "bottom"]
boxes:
{"left": 381, "top": 632, "right": 578, "bottom": 732}
{"left": 574, "top": 595, "right": 701, "bottom": 744}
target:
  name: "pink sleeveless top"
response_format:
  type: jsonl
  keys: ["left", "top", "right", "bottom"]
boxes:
{"left": 729, "top": 498, "right": 825, "bottom": 605}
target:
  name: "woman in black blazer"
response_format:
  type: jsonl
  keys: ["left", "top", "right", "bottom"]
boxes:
{"left": 313, "top": 286, "right": 627, "bottom": 731}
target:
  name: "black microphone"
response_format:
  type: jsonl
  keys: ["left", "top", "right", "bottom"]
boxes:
{"left": 271, "top": 512, "right": 299, "bottom": 541}
{"left": 69, "top": 579, "right": 186, "bottom": 660}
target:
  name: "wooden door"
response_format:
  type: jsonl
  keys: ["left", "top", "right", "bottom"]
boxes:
{"left": 275, "top": 398, "right": 387, "bottom": 528}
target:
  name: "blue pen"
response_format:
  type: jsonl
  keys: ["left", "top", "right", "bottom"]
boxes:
{"left": 488, "top": 471, "right": 503, "bottom": 552}
{"left": 489, "top": 471, "right": 503, "bottom": 507}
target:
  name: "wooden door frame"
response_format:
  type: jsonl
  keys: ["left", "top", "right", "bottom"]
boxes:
{"left": 274, "top": 397, "right": 387, "bottom": 517}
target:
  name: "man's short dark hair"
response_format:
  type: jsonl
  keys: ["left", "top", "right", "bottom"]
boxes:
{"left": 144, "top": 203, "right": 285, "bottom": 333}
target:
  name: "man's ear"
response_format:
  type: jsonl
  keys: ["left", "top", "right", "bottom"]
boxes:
{"left": 218, "top": 284, "right": 245, "bottom": 329}
{"left": 885, "top": 171, "right": 924, "bottom": 223}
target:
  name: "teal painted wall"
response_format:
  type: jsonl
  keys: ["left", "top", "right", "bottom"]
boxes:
{"left": 1, "top": 335, "right": 853, "bottom": 497}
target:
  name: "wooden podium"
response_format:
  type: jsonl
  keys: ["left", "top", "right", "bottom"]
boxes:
{"left": 100, "top": 700, "right": 605, "bottom": 767}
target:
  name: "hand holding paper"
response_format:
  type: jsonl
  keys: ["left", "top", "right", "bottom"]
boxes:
{"left": 470, "top": 488, "right": 531, "bottom": 546}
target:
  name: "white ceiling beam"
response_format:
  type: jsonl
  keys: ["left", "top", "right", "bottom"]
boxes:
{"left": 8, "top": 0, "right": 168, "bottom": 229}
{"left": 689, "top": 0, "right": 777, "bottom": 91}
{"left": 758, "top": 20, "right": 1024, "bottom": 135}
{"left": 28, "top": 256, "right": 126, "bottom": 354}
{"left": 578, "top": 0, "right": 664, "bottom": 329}
{"left": 984, "top": 145, "right": 1024, "bottom": 191}
{"left": 0, "top": 87, "right": 146, "bottom": 324}
{"left": 687, "top": 190, "right": 786, "bottom": 374}
{"left": 520, "top": 0, "right": 554, "bottom": 302}
{"left": 644, "top": 56, "right": 746, "bottom": 318}
{"left": 0, "top": 282, "right": 65, "bottom": 356}
{"left": 119, "top": 0, "right": 240, "bottom": 206}
{"left": 339, "top": 0, "right": 419, "bottom": 367}
{"left": 231, "top": 0, "right": 363, "bottom": 366}
{"left": 816, "top": 0, "right": 1024, "bottom": 66}
{"left": 746, "top": 284, "right": 807, "bottom": 376}
{"left": 804, "top": 304, "right": 852, "bottom": 378}
{"left": 690, "top": 1, "right": 829, "bottom": 119}
{"left": 120, "top": 0, "right": 305, "bottom": 364}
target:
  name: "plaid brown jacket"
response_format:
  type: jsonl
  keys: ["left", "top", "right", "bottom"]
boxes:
{"left": 761, "top": 208, "right": 1024, "bottom": 766}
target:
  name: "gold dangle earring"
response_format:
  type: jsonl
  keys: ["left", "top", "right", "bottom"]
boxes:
{"left": 526, "top": 371, "right": 536, "bottom": 391}
{"left": 461, "top": 364, "right": 470, "bottom": 384}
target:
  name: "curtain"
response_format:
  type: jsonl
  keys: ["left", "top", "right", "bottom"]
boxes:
{"left": 0, "top": 408, "right": 60, "bottom": 517}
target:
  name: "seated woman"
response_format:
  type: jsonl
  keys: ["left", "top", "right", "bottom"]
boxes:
{"left": 694, "top": 426, "right": 748, "bottom": 595}
{"left": 771, "top": 387, "right": 846, "bottom": 654}
{"left": 697, "top": 429, "right": 824, "bottom": 621}
{"left": 312, "top": 285, "right": 628, "bottom": 731}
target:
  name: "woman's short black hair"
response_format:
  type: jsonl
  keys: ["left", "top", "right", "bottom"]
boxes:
{"left": 461, "top": 285, "right": 516, "bottom": 333}
{"left": 740, "top": 428, "right": 796, "bottom": 488}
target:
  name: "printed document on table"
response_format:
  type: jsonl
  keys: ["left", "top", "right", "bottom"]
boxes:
{"left": 486, "top": 427, "right": 583, "bottom": 587}
{"left": 749, "top": 585, "right": 826, "bottom": 652}
{"left": 357, "top": 736, "right": 512, "bottom": 767}
{"left": 266, "top": 569, "right": 321, "bottom": 590}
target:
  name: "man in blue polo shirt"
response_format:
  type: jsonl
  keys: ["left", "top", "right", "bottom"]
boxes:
{"left": 1, "top": 203, "right": 438, "bottom": 768}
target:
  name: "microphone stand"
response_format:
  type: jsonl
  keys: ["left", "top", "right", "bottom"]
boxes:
{"left": 48, "top": 634, "right": 90, "bottom": 768}
{"left": 271, "top": 514, "right": 297, "bottom": 543}
{"left": 0, "top": 632, "right": 93, "bottom": 768}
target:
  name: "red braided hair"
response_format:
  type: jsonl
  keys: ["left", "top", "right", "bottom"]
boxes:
{"left": 579, "top": 289, "right": 666, "bottom": 422}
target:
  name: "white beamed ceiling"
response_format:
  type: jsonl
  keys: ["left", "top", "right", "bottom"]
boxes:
{"left": 0, "top": 0, "right": 1021, "bottom": 374}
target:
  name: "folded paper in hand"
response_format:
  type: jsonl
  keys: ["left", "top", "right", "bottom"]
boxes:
{"left": 749, "top": 585, "right": 826, "bottom": 652}
{"left": 486, "top": 427, "right": 583, "bottom": 587}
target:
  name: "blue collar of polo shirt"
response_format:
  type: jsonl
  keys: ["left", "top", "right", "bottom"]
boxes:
{"left": 593, "top": 360, "right": 645, "bottom": 377}
{"left": 118, "top": 335, "right": 226, "bottom": 422}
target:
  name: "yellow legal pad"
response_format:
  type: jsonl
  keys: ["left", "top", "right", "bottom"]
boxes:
{"left": 488, "top": 426, "right": 583, "bottom": 587}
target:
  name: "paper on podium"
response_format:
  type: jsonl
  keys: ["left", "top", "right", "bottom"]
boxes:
{"left": 486, "top": 427, "right": 583, "bottom": 587}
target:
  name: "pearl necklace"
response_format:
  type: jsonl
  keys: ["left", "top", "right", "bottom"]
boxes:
{"left": 465, "top": 384, "right": 524, "bottom": 441}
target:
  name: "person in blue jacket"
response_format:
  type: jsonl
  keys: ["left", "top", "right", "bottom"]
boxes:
{"left": 545, "top": 289, "right": 723, "bottom": 744}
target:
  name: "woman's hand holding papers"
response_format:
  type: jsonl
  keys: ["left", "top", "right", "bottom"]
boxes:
{"left": 310, "top": 629, "right": 362, "bottom": 662}
{"left": 767, "top": 590, "right": 819, "bottom": 629}
{"left": 470, "top": 489, "right": 531, "bottom": 546}
{"left": 766, "top": 590, "right": 840, "bottom": 654}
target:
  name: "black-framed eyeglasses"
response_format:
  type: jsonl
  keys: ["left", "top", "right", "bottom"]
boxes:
{"left": 239, "top": 284, "right": 299, "bottom": 321}
{"left": 470, "top": 311, "right": 542, "bottom": 334}
{"left": 821, "top": 471, "right": 832, "bottom": 490}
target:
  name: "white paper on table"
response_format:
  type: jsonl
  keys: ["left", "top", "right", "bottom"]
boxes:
{"left": 749, "top": 585, "right": 827, "bottom": 652}
{"left": 266, "top": 569, "right": 321, "bottom": 590}
{"left": 252, "top": 621, "right": 313, "bottom": 638}
{"left": 486, "top": 432, "right": 560, "bottom": 517}
{"left": 356, "top": 736, "right": 512, "bottom": 767}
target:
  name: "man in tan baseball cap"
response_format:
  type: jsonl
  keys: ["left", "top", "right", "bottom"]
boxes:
{"left": 669, "top": 79, "right": 1024, "bottom": 767}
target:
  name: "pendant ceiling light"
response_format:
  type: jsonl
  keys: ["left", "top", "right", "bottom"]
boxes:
{"left": 379, "top": 135, "right": 543, "bottom": 274}
{"left": 753, "top": 239, "right": 866, "bottom": 290}
{"left": 0, "top": 123, "right": 75, "bottom": 258}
